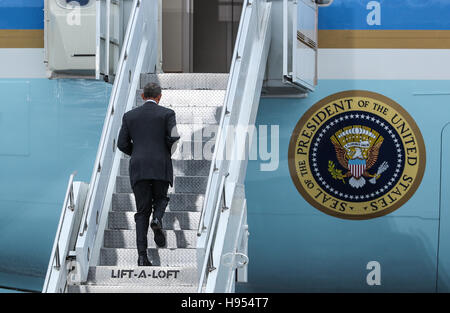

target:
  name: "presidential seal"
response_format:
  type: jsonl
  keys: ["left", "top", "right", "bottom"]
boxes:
{"left": 288, "top": 90, "right": 426, "bottom": 220}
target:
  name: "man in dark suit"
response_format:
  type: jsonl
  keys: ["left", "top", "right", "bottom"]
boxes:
{"left": 117, "top": 82, "right": 179, "bottom": 266}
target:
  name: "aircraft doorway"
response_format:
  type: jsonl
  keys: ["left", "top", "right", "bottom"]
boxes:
{"left": 161, "top": 0, "right": 243, "bottom": 73}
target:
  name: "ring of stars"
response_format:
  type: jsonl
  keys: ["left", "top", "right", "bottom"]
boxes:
{"left": 310, "top": 112, "right": 405, "bottom": 201}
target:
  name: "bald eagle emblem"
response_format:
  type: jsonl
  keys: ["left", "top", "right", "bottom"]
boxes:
{"left": 330, "top": 126, "right": 389, "bottom": 188}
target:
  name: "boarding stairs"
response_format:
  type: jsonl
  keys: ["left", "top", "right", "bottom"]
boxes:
{"left": 43, "top": 0, "right": 273, "bottom": 293}
{"left": 69, "top": 74, "right": 227, "bottom": 293}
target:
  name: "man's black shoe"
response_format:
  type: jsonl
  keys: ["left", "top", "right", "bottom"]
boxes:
{"left": 151, "top": 218, "right": 166, "bottom": 248}
{"left": 138, "top": 255, "right": 152, "bottom": 266}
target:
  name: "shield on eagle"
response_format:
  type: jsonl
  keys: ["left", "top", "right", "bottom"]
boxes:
{"left": 348, "top": 158, "right": 366, "bottom": 179}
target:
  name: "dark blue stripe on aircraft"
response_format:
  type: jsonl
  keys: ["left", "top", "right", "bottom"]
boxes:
{"left": 319, "top": 0, "right": 450, "bottom": 30}
{"left": 0, "top": 0, "right": 44, "bottom": 29}
{"left": 2, "top": 0, "right": 450, "bottom": 31}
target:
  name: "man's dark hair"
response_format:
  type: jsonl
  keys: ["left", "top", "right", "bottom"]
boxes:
{"left": 143, "top": 82, "right": 162, "bottom": 99}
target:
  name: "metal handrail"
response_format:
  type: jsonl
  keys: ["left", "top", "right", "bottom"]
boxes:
{"left": 197, "top": 175, "right": 227, "bottom": 292}
{"left": 196, "top": 0, "right": 270, "bottom": 292}
{"left": 72, "top": 0, "right": 157, "bottom": 283}
{"left": 43, "top": 171, "right": 77, "bottom": 292}
{"left": 197, "top": 0, "right": 251, "bottom": 237}
{"left": 79, "top": 0, "right": 140, "bottom": 237}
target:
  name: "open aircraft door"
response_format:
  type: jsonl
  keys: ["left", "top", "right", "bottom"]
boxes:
{"left": 283, "top": 0, "right": 319, "bottom": 92}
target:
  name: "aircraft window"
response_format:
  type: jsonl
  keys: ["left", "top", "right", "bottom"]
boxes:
{"left": 66, "top": 0, "right": 90, "bottom": 5}
{"left": 57, "top": 0, "right": 92, "bottom": 8}
{"left": 316, "top": 0, "right": 333, "bottom": 6}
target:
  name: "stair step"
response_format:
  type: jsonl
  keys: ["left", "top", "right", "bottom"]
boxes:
{"left": 172, "top": 140, "right": 216, "bottom": 160}
{"left": 100, "top": 248, "right": 197, "bottom": 266}
{"left": 140, "top": 73, "right": 229, "bottom": 90}
{"left": 68, "top": 285, "right": 197, "bottom": 293}
{"left": 175, "top": 123, "right": 220, "bottom": 143}
{"left": 173, "top": 176, "right": 208, "bottom": 194}
{"left": 173, "top": 106, "right": 222, "bottom": 124}
{"left": 120, "top": 158, "right": 212, "bottom": 177}
{"left": 134, "top": 105, "right": 223, "bottom": 124}
{"left": 136, "top": 90, "right": 225, "bottom": 107}
{"left": 121, "top": 140, "right": 216, "bottom": 160}
{"left": 108, "top": 211, "right": 200, "bottom": 230}
{"left": 119, "top": 123, "right": 219, "bottom": 143}
{"left": 104, "top": 230, "right": 197, "bottom": 249}
{"left": 174, "top": 160, "right": 211, "bottom": 177}
{"left": 112, "top": 193, "right": 204, "bottom": 212}
{"left": 121, "top": 140, "right": 216, "bottom": 158}
{"left": 116, "top": 175, "right": 208, "bottom": 194}
{"left": 85, "top": 266, "right": 198, "bottom": 286}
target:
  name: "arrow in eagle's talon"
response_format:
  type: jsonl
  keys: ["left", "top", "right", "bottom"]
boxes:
{"left": 369, "top": 162, "right": 389, "bottom": 185}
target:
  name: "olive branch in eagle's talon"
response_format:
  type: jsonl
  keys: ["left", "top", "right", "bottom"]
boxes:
{"left": 328, "top": 160, "right": 346, "bottom": 184}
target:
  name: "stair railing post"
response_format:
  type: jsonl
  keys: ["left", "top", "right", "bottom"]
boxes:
{"left": 43, "top": 171, "right": 77, "bottom": 292}
{"left": 68, "top": 184, "right": 75, "bottom": 211}
{"left": 54, "top": 243, "right": 61, "bottom": 270}
{"left": 208, "top": 247, "right": 216, "bottom": 272}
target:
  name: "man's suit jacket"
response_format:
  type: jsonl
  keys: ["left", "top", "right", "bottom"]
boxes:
{"left": 117, "top": 100, "right": 179, "bottom": 188}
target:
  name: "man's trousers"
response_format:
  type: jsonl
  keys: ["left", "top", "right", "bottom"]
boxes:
{"left": 132, "top": 179, "right": 170, "bottom": 256}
